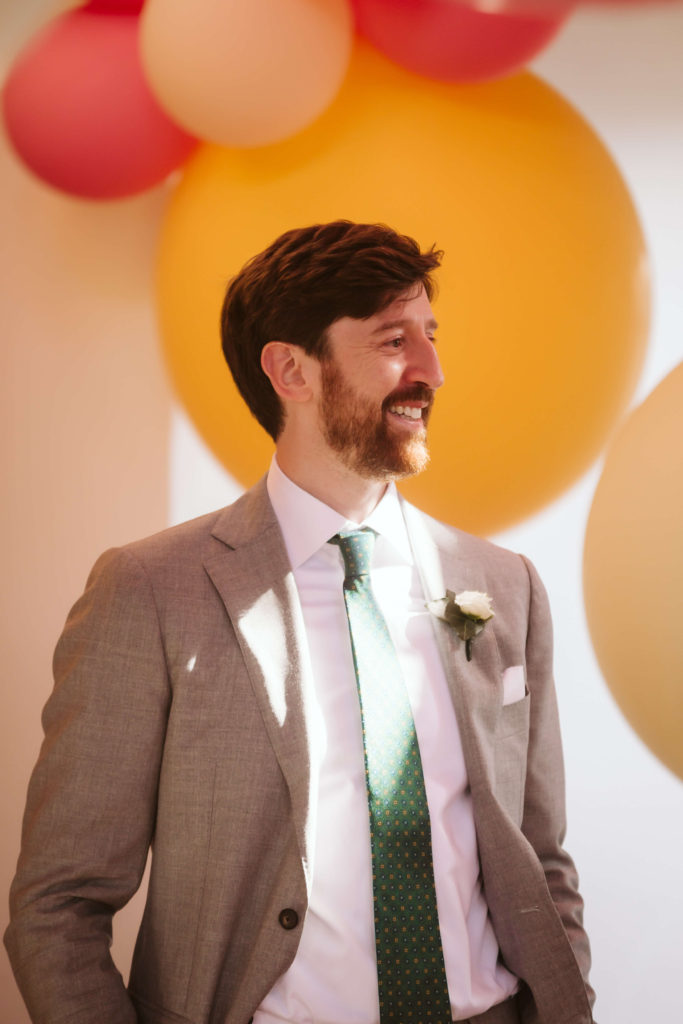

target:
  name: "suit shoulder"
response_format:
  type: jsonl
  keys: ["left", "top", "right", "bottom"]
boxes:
{"left": 115, "top": 478, "right": 272, "bottom": 569}
{"left": 406, "top": 501, "right": 527, "bottom": 574}
{"left": 122, "top": 506, "right": 227, "bottom": 565}
{"left": 73, "top": 507, "right": 228, "bottom": 603}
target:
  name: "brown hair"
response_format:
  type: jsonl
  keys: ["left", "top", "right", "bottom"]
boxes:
{"left": 220, "top": 220, "right": 443, "bottom": 439}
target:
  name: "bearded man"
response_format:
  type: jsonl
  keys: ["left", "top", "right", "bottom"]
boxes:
{"left": 6, "top": 221, "right": 596, "bottom": 1024}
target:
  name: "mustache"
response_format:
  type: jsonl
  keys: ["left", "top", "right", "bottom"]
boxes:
{"left": 382, "top": 385, "right": 436, "bottom": 418}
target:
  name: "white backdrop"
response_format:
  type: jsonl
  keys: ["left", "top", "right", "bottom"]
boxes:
{"left": 169, "top": 8, "right": 683, "bottom": 1024}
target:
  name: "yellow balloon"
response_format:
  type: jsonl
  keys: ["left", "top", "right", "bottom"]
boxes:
{"left": 157, "top": 41, "right": 649, "bottom": 534}
{"left": 583, "top": 363, "right": 683, "bottom": 781}
{"left": 140, "top": 0, "right": 353, "bottom": 147}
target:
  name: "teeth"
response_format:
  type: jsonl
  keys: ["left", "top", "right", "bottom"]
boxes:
{"left": 391, "top": 405, "right": 422, "bottom": 419}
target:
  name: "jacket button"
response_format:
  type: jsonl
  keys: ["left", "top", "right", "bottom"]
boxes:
{"left": 278, "top": 908, "right": 299, "bottom": 930}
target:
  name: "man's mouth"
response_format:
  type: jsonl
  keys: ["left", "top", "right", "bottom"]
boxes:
{"left": 384, "top": 387, "right": 434, "bottom": 429}
{"left": 388, "top": 404, "right": 424, "bottom": 421}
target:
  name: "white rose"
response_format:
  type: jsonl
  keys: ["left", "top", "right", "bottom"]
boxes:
{"left": 455, "top": 590, "right": 494, "bottom": 620}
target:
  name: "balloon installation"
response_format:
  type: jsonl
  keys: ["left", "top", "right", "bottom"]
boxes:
{"left": 352, "top": 0, "right": 572, "bottom": 81}
{"left": 2, "top": 6, "right": 196, "bottom": 200}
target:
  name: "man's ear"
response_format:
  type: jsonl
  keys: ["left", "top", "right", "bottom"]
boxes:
{"left": 261, "top": 342, "right": 316, "bottom": 402}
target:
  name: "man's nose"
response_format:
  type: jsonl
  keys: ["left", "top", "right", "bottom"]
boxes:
{"left": 407, "top": 334, "right": 445, "bottom": 390}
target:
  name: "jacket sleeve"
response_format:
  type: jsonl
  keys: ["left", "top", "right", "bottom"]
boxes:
{"left": 520, "top": 554, "right": 596, "bottom": 1011}
{"left": 4, "top": 547, "right": 172, "bottom": 1024}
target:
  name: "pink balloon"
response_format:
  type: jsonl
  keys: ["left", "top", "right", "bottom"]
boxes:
{"left": 81, "top": 1, "right": 146, "bottom": 13}
{"left": 452, "top": 0, "right": 676, "bottom": 11}
{"left": 589, "top": 0, "right": 681, "bottom": 4}
{"left": 2, "top": 10, "right": 196, "bottom": 200}
{"left": 352, "top": 0, "right": 572, "bottom": 82}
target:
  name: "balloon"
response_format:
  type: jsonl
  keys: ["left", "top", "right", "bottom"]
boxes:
{"left": 352, "top": 0, "right": 571, "bottom": 82}
{"left": 156, "top": 42, "right": 649, "bottom": 535}
{"left": 140, "top": 0, "right": 353, "bottom": 147}
{"left": 583, "top": 363, "right": 683, "bottom": 780}
{"left": 2, "top": 10, "right": 196, "bottom": 200}
{"left": 590, "top": 0, "right": 683, "bottom": 4}
{"left": 82, "top": 1, "right": 146, "bottom": 12}
{"left": 452, "top": 0, "right": 571, "bottom": 10}
{"left": 452, "top": 0, "right": 677, "bottom": 11}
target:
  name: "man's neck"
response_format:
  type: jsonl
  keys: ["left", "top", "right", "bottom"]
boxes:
{"left": 274, "top": 443, "right": 388, "bottom": 523}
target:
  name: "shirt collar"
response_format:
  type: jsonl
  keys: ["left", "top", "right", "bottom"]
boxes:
{"left": 267, "top": 455, "right": 413, "bottom": 570}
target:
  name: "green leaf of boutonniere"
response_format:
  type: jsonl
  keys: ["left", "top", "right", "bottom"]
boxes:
{"left": 426, "top": 589, "right": 494, "bottom": 661}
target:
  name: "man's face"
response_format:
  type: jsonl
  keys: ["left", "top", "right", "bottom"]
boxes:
{"left": 316, "top": 286, "right": 444, "bottom": 481}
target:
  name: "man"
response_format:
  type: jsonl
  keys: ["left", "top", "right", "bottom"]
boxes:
{"left": 6, "top": 221, "right": 595, "bottom": 1024}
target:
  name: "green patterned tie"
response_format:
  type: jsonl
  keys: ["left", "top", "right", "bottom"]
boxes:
{"left": 330, "top": 529, "right": 452, "bottom": 1024}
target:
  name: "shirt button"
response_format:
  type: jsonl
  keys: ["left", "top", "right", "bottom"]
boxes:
{"left": 278, "top": 908, "right": 299, "bottom": 930}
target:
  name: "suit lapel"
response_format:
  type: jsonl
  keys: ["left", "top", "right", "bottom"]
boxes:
{"left": 401, "top": 499, "right": 503, "bottom": 791}
{"left": 203, "top": 480, "right": 318, "bottom": 889}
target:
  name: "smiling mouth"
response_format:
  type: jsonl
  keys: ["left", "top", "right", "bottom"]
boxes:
{"left": 384, "top": 386, "right": 434, "bottom": 427}
{"left": 388, "top": 404, "right": 424, "bottom": 420}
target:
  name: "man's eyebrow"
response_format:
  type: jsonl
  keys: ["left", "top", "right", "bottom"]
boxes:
{"left": 371, "top": 317, "right": 439, "bottom": 334}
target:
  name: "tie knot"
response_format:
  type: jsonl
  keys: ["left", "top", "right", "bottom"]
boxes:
{"left": 330, "top": 529, "right": 375, "bottom": 580}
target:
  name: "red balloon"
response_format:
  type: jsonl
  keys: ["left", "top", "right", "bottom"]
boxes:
{"left": 82, "top": 1, "right": 146, "bottom": 13}
{"left": 352, "top": 0, "right": 572, "bottom": 82}
{"left": 452, "top": 0, "right": 677, "bottom": 11}
{"left": 2, "top": 10, "right": 196, "bottom": 200}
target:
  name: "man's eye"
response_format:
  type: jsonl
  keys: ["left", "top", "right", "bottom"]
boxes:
{"left": 387, "top": 337, "right": 403, "bottom": 349}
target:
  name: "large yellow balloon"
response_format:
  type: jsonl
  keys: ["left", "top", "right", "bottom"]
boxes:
{"left": 157, "top": 41, "right": 649, "bottom": 534}
{"left": 583, "top": 363, "right": 683, "bottom": 781}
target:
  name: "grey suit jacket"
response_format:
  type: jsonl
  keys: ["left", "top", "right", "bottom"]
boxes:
{"left": 5, "top": 480, "right": 595, "bottom": 1024}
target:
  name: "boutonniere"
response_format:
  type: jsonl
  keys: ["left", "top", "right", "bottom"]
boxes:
{"left": 426, "top": 590, "right": 494, "bottom": 662}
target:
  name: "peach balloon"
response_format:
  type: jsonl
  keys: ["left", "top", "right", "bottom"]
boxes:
{"left": 140, "top": 0, "right": 353, "bottom": 147}
{"left": 583, "top": 363, "right": 683, "bottom": 781}
{"left": 156, "top": 42, "right": 649, "bottom": 534}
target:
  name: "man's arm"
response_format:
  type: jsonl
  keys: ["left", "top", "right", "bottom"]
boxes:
{"left": 520, "top": 555, "right": 595, "bottom": 1008}
{"left": 5, "top": 547, "right": 171, "bottom": 1024}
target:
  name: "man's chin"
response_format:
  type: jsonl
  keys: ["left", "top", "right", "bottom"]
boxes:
{"left": 393, "top": 445, "right": 430, "bottom": 479}
{"left": 357, "top": 437, "right": 430, "bottom": 481}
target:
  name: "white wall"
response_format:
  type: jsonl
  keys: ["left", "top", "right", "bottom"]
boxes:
{"left": 512, "top": 12, "right": 683, "bottom": 1021}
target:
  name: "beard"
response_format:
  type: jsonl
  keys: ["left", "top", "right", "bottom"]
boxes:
{"left": 318, "top": 358, "right": 434, "bottom": 481}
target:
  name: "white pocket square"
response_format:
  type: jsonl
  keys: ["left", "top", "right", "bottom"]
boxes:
{"left": 502, "top": 665, "right": 526, "bottom": 706}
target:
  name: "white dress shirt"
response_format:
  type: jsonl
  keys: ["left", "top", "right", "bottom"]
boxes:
{"left": 254, "top": 457, "right": 517, "bottom": 1024}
